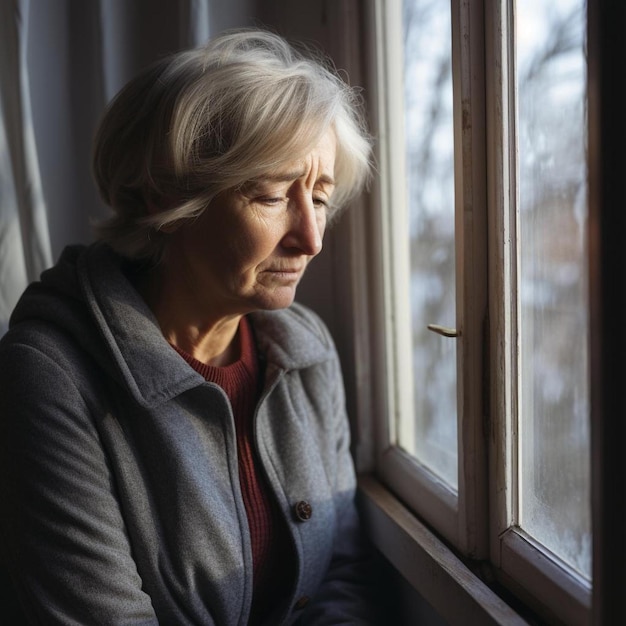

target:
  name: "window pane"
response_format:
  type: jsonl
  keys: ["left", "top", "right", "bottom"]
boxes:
{"left": 401, "top": 0, "right": 457, "bottom": 489}
{"left": 517, "top": 0, "right": 591, "bottom": 579}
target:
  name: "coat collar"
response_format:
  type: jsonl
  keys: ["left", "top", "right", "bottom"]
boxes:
{"left": 77, "top": 244, "right": 334, "bottom": 408}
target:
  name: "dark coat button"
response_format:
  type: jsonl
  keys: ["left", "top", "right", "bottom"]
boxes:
{"left": 294, "top": 595, "right": 310, "bottom": 610}
{"left": 293, "top": 500, "right": 313, "bottom": 522}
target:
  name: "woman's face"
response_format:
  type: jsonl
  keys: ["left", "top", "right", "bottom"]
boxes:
{"left": 162, "top": 130, "right": 337, "bottom": 321}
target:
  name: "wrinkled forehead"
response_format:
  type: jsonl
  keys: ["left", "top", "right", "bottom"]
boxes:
{"left": 255, "top": 127, "right": 337, "bottom": 183}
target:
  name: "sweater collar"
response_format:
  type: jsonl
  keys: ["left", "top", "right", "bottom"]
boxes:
{"left": 77, "top": 244, "right": 333, "bottom": 407}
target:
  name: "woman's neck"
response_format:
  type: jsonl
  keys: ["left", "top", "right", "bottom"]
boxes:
{"left": 134, "top": 265, "right": 242, "bottom": 366}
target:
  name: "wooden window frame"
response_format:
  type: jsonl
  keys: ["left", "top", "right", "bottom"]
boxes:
{"left": 359, "top": 0, "right": 596, "bottom": 623}
{"left": 370, "top": 0, "right": 488, "bottom": 558}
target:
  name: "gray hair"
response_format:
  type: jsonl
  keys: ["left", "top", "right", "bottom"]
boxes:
{"left": 92, "top": 29, "right": 372, "bottom": 261}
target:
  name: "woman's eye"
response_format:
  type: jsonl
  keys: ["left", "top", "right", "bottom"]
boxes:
{"left": 313, "top": 197, "right": 329, "bottom": 209}
{"left": 258, "top": 196, "right": 285, "bottom": 206}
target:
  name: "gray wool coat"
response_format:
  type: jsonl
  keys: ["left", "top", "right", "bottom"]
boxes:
{"left": 0, "top": 243, "right": 374, "bottom": 625}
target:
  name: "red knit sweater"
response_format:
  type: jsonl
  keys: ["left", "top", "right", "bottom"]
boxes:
{"left": 170, "top": 317, "right": 293, "bottom": 622}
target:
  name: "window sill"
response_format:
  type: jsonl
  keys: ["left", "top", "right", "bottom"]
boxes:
{"left": 357, "top": 475, "right": 528, "bottom": 626}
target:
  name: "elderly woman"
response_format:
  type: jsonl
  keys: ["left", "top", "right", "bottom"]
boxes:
{"left": 0, "top": 30, "right": 374, "bottom": 625}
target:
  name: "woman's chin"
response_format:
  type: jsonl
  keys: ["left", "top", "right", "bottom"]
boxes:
{"left": 251, "top": 286, "right": 298, "bottom": 312}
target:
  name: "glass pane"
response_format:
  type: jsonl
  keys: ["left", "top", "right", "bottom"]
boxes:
{"left": 517, "top": 0, "right": 591, "bottom": 579}
{"left": 401, "top": 0, "right": 457, "bottom": 489}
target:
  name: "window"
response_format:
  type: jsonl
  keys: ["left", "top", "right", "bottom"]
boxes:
{"left": 400, "top": 0, "right": 457, "bottom": 490}
{"left": 516, "top": 0, "right": 590, "bottom": 580}
{"left": 370, "top": 0, "right": 590, "bottom": 621}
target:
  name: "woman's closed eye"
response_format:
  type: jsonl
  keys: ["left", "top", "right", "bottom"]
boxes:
{"left": 255, "top": 195, "right": 329, "bottom": 211}
{"left": 313, "top": 196, "right": 329, "bottom": 210}
{"left": 257, "top": 196, "right": 286, "bottom": 206}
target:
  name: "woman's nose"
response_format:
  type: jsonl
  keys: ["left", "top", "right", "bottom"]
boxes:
{"left": 282, "top": 194, "right": 325, "bottom": 256}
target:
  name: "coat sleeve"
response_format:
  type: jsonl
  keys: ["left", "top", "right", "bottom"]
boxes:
{"left": 295, "top": 326, "right": 380, "bottom": 625}
{"left": 0, "top": 340, "right": 158, "bottom": 625}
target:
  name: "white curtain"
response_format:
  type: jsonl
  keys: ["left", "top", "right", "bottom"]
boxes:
{"left": 0, "top": 0, "right": 255, "bottom": 333}
{"left": 0, "top": 0, "right": 51, "bottom": 334}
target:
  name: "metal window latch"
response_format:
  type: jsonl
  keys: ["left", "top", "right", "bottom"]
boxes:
{"left": 427, "top": 324, "right": 460, "bottom": 338}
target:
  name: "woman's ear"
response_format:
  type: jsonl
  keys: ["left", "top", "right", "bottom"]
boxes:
{"left": 144, "top": 193, "right": 182, "bottom": 233}
{"left": 158, "top": 220, "right": 182, "bottom": 234}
